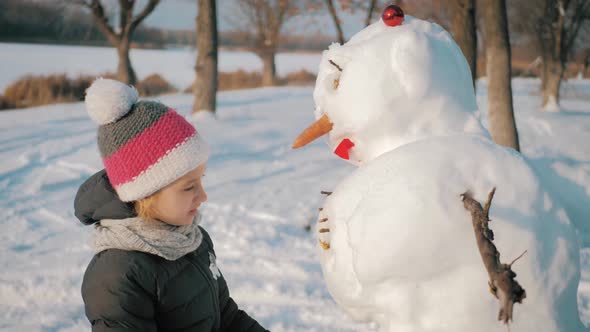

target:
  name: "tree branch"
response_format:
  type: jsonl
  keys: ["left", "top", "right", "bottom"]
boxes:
{"left": 85, "top": 0, "right": 120, "bottom": 45}
{"left": 461, "top": 188, "right": 526, "bottom": 325}
{"left": 329, "top": 59, "right": 343, "bottom": 71}
{"left": 128, "top": 0, "right": 160, "bottom": 33}
{"left": 365, "top": 0, "right": 378, "bottom": 26}
{"left": 118, "top": 0, "right": 132, "bottom": 34}
{"left": 562, "top": 0, "right": 590, "bottom": 61}
{"left": 325, "top": 0, "right": 345, "bottom": 44}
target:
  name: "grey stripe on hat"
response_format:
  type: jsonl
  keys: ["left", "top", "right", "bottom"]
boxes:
{"left": 97, "top": 101, "right": 169, "bottom": 158}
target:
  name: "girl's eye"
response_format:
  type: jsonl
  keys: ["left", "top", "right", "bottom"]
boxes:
{"left": 184, "top": 186, "right": 195, "bottom": 192}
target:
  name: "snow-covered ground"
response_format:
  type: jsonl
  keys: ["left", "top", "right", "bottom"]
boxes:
{"left": 0, "top": 42, "right": 322, "bottom": 92}
{"left": 0, "top": 68, "right": 589, "bottom": 330}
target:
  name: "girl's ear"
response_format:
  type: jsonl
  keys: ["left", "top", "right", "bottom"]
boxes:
{"left": 135, "top": 194, "right": 159, "bottom": 221}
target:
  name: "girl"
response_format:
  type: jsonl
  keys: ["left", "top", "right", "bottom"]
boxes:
{"left": 74, "top": 78, "right": 268, "bottom": 332}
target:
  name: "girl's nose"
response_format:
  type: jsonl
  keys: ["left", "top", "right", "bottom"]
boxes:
{"left": 195, "top": 184, "right": 207, "bottom": 203}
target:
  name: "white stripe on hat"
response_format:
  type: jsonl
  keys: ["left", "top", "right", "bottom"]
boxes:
{"left": 115, "top": 133, "right": 209, "bottom": 202}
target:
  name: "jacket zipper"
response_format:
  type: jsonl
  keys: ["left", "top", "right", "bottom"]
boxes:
{"left": 189, "top": 252, "right": 220, "bottom": 330}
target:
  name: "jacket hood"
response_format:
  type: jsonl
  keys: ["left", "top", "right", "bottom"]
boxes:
{"left": 74, "top": 169, "right": 136, "bottom": 225}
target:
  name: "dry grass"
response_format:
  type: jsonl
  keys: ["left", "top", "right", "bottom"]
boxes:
{"left": 186, "top": 69, "right": 317, "bottom": 93}
{"left": 0, "top": 69, "right": 315, "bottom": 110}
{"left": 0, "top": 73, "right": 177, "bottom": 111}
{"left": 136, "top": 74, "right": 177, "bottom": 96}
{"left": 0, "top": 95, "right": 11, "bottom": 109}
{"left": 219, "top": 70, "right": 263, "bottom": 91}
{"left": 1, "top": 74, "right": 94, "bottom": 110}
{"left": 280, "top": 69, "right": 317, "bottom": 86}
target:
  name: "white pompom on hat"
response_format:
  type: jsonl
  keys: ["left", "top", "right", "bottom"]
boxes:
{"left": 85, "top": 78, "right": 139, "bottom": 125}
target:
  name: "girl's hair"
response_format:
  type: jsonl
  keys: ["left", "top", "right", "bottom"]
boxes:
{"left": 134, "top": 193, "right": 160, "bottom": 221}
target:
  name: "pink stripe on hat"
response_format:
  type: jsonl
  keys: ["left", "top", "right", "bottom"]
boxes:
{"left": 104, "top": 110, "right": 196, "bottom": 187}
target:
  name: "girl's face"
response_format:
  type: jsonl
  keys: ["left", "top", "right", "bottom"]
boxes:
{"left": 151, "top": 164, "right": 208, "bottom": 226}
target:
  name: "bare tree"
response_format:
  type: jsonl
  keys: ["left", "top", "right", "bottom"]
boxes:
{"left": 364, "top": 0, "right": 379, "bottom": 26}
{"left": 238, "top": 0, "right": 300, "bottom": 86}
{"left": 73, "top": 0, "right": 160, "bottom": 84}
{"left": 583, "top": 49, "right": 590, "bottom": 78}
{"left": 325, "top": 0, "right": 345, "bottom": 44}
{"left": 193, "top": 0, "right": 218, "bottom": 114}
{"left": 401, "top": 0, "right": 451, "bottom": 30}
{"left": 511, "top": 0, "right": 590, "bottom": 110}
{"left": 450, "top": 0, "right": 477, "bottom": 88}
{"left": 322, "top": 0, "right": 387, "bottom": 45}
{"left": 536, "top": 0, "right": 590, "bottom": 109}
{"left": 482, "top": 0, "right": 520, "bottom": 151}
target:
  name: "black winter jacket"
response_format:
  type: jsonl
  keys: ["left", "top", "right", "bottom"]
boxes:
{"left": 75, "top": 170, "right": 268, "bottom": 332}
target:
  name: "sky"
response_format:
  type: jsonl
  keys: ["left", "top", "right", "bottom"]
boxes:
{"left": 140, "top": 0, "right": 367, "bottom": 38}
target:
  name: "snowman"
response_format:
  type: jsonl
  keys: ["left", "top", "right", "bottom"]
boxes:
{"left": 293, "top": 5, "right": 584, "bottom": 332}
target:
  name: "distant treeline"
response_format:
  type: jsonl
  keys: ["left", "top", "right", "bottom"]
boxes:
{"left": 0, "top": 0, "right": 332, "bottom": 50}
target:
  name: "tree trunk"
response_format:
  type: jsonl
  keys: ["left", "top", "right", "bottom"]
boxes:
{"left": 482, "top": 0, "right": 520, "bottom": 151}
{"left": 193, "top": 0, "right": 218, "bottom": 114}
{"left": 260, "top": 51, "right": 277, "bottom": 86}
{"left": 82, "top": 0, "right": 160, "bottom": 86}
{"left": 450, "top": 0, "right": 477, "bottom": 88}
{"left": 325, "top": 0, "right": 345, "bottom": 44}
{"left": 541, "top": 58, "right": 564, "bottom": 110}
{"left": 365, "top": 0, "right": 378, "bottom": 26}
{"left": 537, "top": 0, "right": 568, "bottom": 110}
{"left": 583, "top": 50, "right": 590, "bottom": 78}
{"left": 116, "top": 38, "right": 137, "bottom": 85}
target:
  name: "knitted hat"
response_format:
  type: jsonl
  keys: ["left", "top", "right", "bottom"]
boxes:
{"left": 85, "top": 78, "right": 209, "bottom": 202}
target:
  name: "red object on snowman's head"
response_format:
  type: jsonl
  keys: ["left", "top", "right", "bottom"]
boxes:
{"left": 382, "top": 4, "right": 404, "bottom": 27}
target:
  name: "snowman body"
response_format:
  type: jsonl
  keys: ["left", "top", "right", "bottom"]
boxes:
{"left": 318, "top": 134, "right": 583, "bottom": 332}
{"left": 304, "top": 14, "right": 585, "bottom": 332}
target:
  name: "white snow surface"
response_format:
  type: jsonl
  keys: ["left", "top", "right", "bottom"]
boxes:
{"left": 314, "top": 17, "right": 487, "bottom": 166}
{"left": 1, "top": 47, "right": 590, "bottom": 331}
{"left": 319, "top": 135, "right": 581, "bottom": 331}
{"left": 309, "top": 16, "right": 588, "bottom": 332}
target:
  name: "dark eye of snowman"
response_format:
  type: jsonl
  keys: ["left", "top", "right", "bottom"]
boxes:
{"left": 329, "top": 60, "right": 343, "bottom": 90}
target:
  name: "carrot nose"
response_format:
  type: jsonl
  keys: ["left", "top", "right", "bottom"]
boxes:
{"left": 292, "top": 114, "right": 334, "bottom": 149}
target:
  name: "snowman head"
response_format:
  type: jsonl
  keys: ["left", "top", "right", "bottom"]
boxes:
{"left": 293, "top": 5, "right": 486, "bottom": 166}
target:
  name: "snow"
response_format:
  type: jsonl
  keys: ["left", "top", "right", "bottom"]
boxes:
{"left": 308, "top": 15, "right": 588, "bottom": 331}
{"left": 544, "top": 95, "right": 561, "bottom": 112}
{"left": 0, "top": 42, "right": 322, "bottom": 92}
{"left": 313, "top": 17, "right": 486, "bottom": 166}
{"left": 318, "top": 135, "right": 581, "bottom": 331}
{"left": 1, "top": 48, "right": 590, "bottom": 331}
{"left": 0, "top": 86, "right": 361, "bottom": 332}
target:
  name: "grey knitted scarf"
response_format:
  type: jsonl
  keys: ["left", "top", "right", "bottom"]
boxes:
{"left": 93, "top": 214, "right": 203, "bottom": 261}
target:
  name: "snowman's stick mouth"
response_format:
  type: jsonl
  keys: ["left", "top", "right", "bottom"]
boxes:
{"left": 292, "top": 114, "right": 333, "bottom": 149}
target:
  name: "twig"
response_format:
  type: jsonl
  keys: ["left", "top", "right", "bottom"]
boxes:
{"left": 509, "top": 250, "right": 527, "bottom": 267}
{"left": 321, "top": 191, "right": 333, "bottom": 196}
{"left": 329, "top": 60, "right": 343, "bottom": 72}
{"left": 483, "top": 187, "right": 496, "bottom": 219}
{"left": 461, "top": 188, "right": 526, "bottom": 325}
